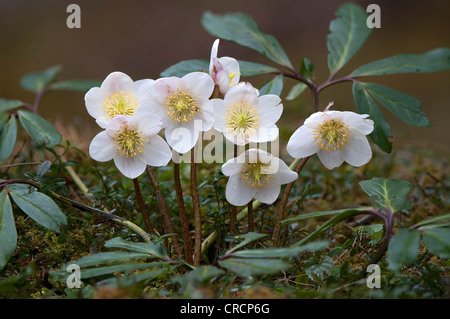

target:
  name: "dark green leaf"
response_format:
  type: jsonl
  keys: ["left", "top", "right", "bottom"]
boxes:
{"left": 239, "top": 60, "right": 278, "bottom": 76}
{"left": 283, "top": 206, "right": 371, "bottom": 225}
{"left": 352, "top": 48, "right": 450, "bottom": 76}
{"left": 327, "top": 3, "right": 371, "bottom": 73}
{"left": 160, "top": 60, "right": 209, "bottom": 77}
{"left": 422, "top": 228, "right": 450, "bottom": 259}
{"left": 201, "top": 11, "right": 292, "bottom": 68}
{"left": 78, "top": 262, "right": 166, "bottom": 279}
{"left": 352, "top": 82, "right": 392, "bottom": 152}
{"left": 413, "top": 213, "right": 450, "bottom": 229}
{"left": 219, "top": 258, "right": 290, "bottom": 278}
{"left": 305, "top": 256, "right": 334, "bottom": 282}
{"left": 36, "top": 160, "right": 51, "bottom": 177}
{"left": 359, "top": 178, "right": 413, "bottom": 213}
{"left": 7, "top": 184, "right": 67, "bottom": 232}
{"left": 0, "top": 190, "right": 17, "bottom": 270}
{"left": 362, "top": 82, "right": 431, "bottom": 127}
{"left": 285, "top": 82, "right": 308, "bottom": 101}
{"left": 49, "top": 79, "right": 102, "bottom": 92}
{"left": 259, "top": 75, "right": 283, "bottom": 96}
{"left": 299, "top": 57, "right": 315, "bottom": 80}
{"left": 0, "top": 116, "right": 18, "bottom": 163}
{"left": 231, "top": 240, "right": 329, "bottom": 258}
{"left": 104, "top": 237, "right": 168, "bottom": 260}
{"left": 387, "top": 228, "right": 420, "bottom": 271}
{"left": 68, "top": 251, "right": 153, "bottom": 268}
{"left": 17, "top": 110, "right": 62, "bottom": 148}
{"left": 225, "top": 232, "right": 268, "bottom": 256}
{"left": 20, "top": 65, "right": 62, "bottom": 92}
{"left": 0, "top": 99, "right": 23, "bottom": 113}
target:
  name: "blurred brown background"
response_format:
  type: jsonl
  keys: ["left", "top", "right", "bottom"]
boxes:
{"left": 0, "top": 0, "right": 449, "bottom": 153}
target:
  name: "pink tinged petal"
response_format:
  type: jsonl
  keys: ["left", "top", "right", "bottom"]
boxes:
{"left": 219, "top": 57, "right": 240, "bottom": 78}
{"left": 152, "top": 77, "right": 185, "bottom": 104}
{"left": 182, "top": 72, "right": 214, "bottom": 99}
{"left": 140, "top": 135, "right": 172, "bottom": 167}
{"left": 342, "top": 134, "right": 372, "bottom": 167}
{"left": 224, "top": 82, "right": 258, "bottom": 106}
{"left": 317, "top": 149, "right": 344, "bottom": 170}
{"left": 101, "top": 72, "right": 135, "bottom": 94}
{"left": 250, "top": 124, "right": 279, "bottom": 143}
{"left": 113, "top": 156, "right": 146, "bottom": 179}
{"left": 134, "top": 79, "right": 155, "bottom": 108}
{"left": 254, "top": 182, "right": 281, "bottom": 205}
{"left": 85, "top": 87, "right": 107, "bottom": 119}
{"left": 225, "top": 174, "right": 256, "bottom": 206}
{"left": 286, "top": 125, "right": 320, "bottom": 159}
{"left": 272, "top": 159, "right": 298, "bottom": 185}
{"left": 165, "top": 123, "right": 199, "bottom": 154}
{"left": 210, "top": 57, "right": 230, "bottom": 93}
{"left": 132, "top": 114, "right": 162, "bottom": 138}
{"left": 257, "top": 94, "right": 283, "bottom": 127}
{"left": 209, "top": 39, "right": 220, "bottom": 74}
{"left": 89, "top": 131, "right": 115, "bottom": 162}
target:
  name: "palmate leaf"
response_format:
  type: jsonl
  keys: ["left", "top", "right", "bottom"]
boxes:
{"left": 327, "top": 3, "right": 371, "bottom": 74}
{"left": 352, "top": 82, "right": 392, "bottom": 153}
{"left": 201, "top": 11, "right": 293, "bottom": 68}
{"left": 387, "top": 228, "right": 420, "bottom": 271}
{"left": 160, "top": 59, "right": 277, "bottom": 78}
{"left": 17, "top": 110, "right": 62, "bottom": 148}
{"left": 20, "top": 65, "right": 62, "bottom": 92}
{"left": 352, "top": 48, "right": 450, "bottom": 76}
{"left": 0, "top": 116, "right": 18, "bottom": 163}
{"left": 0, "top": 190, "right": 17, "bottom": 271}
{"left": 359, "top": 178, "right": 413, "bottom": 213}
{"left": 7, "top": 184, "right": 67, "bottom": 233}
{"left": 361, "top": 82, "right": 431, "bottom": 127}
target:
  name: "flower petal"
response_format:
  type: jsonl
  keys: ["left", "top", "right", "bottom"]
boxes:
{"left": 225, "top": 174, "right": 256, "bottom": 206}
{"left": 113, "top": 156, "right": 146, "bottom": 179}
{"left": 152, "top": 77, "right": 185, "bottom": 104}
{"left": 182, "top": 72, "right": 214, "bottom": 99}
{"left": 89, "top": 131, "right": 115, "bottom": 162}
{"left": 286, "top": 125, "right": 319, "bottom": 158}
{"left": 250, "top": 124, "right": 279, "bottom": 143}
{"left": 257, "top": 94, "right": 283, "bottom": 127}
{"left": 272, "top": 158, "right": 298, "bottom": 185}
{"left": 343, "top": 112, "right": 374, "bottom": 135}
{"left": 254, "top": 182, "right": 281, "bottom": 205}
{"left": 85, "top": 87, "right": 107, "bottom": 119}
{"left": 101, "top": 71, "right": 135, "bottom": 94}
{"left": 140, "top": 135, "right": 172, "bottom": 167}
{"left": 224, "top": 82, "right": 258, "bottom": 106}
{"left": 221, "top": 157, "right": 243, "bottom": 176}
{"left": 317, "top": 149, "right": 344, "bottom": 169}
{"left": 134, "top": 78, "right": 155, "bottom": 109}
{"left": 165, "top": 122, "right": 199, "bottom": 154}
{"left": 342, "top": 133, "right": 372, "bottom": 167}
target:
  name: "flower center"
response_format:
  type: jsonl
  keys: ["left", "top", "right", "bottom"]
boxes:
{"left": 240, "top": 162, "right": 273, "bottom": 189}
{"left": 103, "top": 91, "right": 138, "bottom": 118}
{"left": 113, "top": 125, "right": 146, "bottom": 158}
{"left": 225, "top": 103, "right": 259, "bottom": 136}
{"left": 313, "top": 119, "right": 350, "bottom": 151}
{"left": 164, "top": 88, "right": 199, "bottom": 123}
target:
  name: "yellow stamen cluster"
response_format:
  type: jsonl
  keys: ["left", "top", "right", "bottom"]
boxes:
{"left": 164, "top": 88, "right": 199, "bottom": 123}
{"left": 225, "top": 103, "right": 259, "bottom": 136}
{"left": 113, "top": 125, "right": 146, "bottom": 158}
{"left": 313, "top": 119, "right": 350, "bottom": 151}
{"left": 103, "top": 91, "right": 138, "bottom": 118}
{"left": 228, "top": 71, "right": 239, "bottom": 87}
{"left": 240, "top": 162, "right": 273, "bottom": 189}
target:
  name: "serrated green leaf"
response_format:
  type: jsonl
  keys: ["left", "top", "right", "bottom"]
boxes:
{"left": 201, "top": 11, "right": 292, "bottom": 68}
{"left": 361, "top": 82, "right": 431, "bottom": 127}
{"left": 104, "top": 237, "right": 168, "bottom": 260}
{"left": 305, "top": 255, "right": 334, "bottom": 282}
{"left": 17, "top": 110, "right": 61, "bottom": 148}
{"left": 0, "top": 116, "right": 18, "bottom": 163}
{"left": 352, "top": 82, "right": 392, "bottom": 152}
{"left": 359, "top": 178, "right": 413, "bottom": 213}
{"left": 259, "top": 75, "right": 283, "bottom": 96}
{"left": 48, "top": 79, "right": 102, "bottom": 92}
{"left": 7, "top": 184, "right": 67, "bottom": 232}
{"left": 352, "top": 48, "right": 450, "bottom": 76}
{"left": 20, "top": 65, "right": 62, "bottom": 92}
{"left": 0, "top": 190, "right": 17, "bottom": 271}
{"left": 387, "top": 228, "right": 420, "bottom": 271}
{"left": 219, "top": 258, "right": 290, "bottom": 278}
{"left": 422, "top": 228, "right": 450, "bottom": 259}
{"left": 286, "top": 82, "right": 308, "bottom": 101}
{"left": 0, "top": 99, "right": 23, "bottom": 113}
{"left": 327, "top": 3, "right": 371, "bottom": 73}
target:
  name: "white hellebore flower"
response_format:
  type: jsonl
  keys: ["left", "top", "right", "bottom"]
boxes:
{"left": 149, "top": 72, "right": 215, "bottom": 154}
{"left": 209, "top": 39, "right": 240, "bottom": 94}
{"left": 222, "top": 149, "right": 298, "bottom": 206}
{"left": 286, "top": 110, "right": 374, "bottom": 170}
{"left": 212, "top": 82, "right": 282, "bottom": 145}
{"left": 89, "top": 115, "right": 172, "bottom": 179}
{"left": 85, "top": 71, "right": 154, "bottom": 129}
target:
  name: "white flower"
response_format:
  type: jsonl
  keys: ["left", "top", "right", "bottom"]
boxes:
{"left": 85, "top": 71, "right": 154, "bottom": 129}
{"left": 222, "top": 149, "right": 298, "bottom": 206}
{"left": 286, "top": 110, "right": 374, "bottom": 169}
{"left": 211, "top": 82, "right": 282, "bottom": 145}
{"left": 209, "top": 39, "right": 240, "bottom": 94}
{"left": 148, "top": 72, "right": 215, "bottom": 154}
{"left": 89, "top": 115, "right": 172, "bottom": 179}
